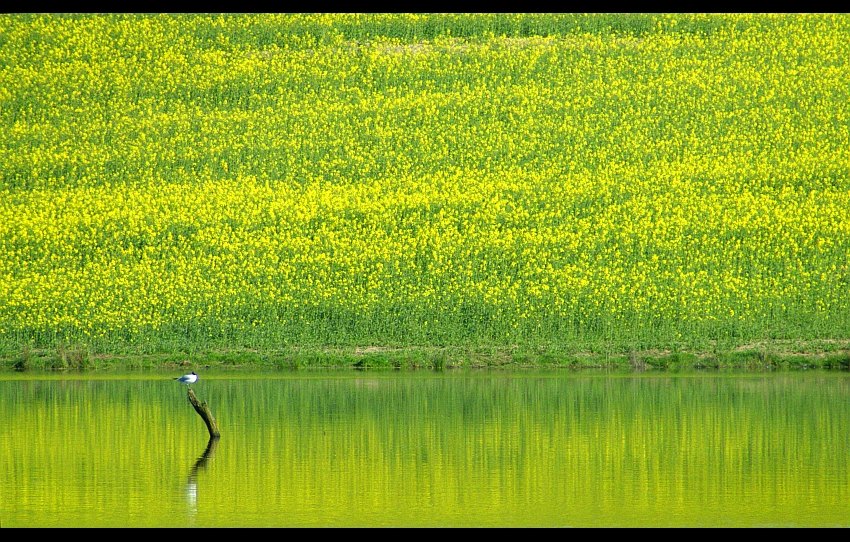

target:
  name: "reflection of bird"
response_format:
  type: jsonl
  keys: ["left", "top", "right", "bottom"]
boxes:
{"left": 186, "top": 437, "right": 219, "bottom": 521}
{"left": 175, "top": 372, "right": 198, "bottom": 387}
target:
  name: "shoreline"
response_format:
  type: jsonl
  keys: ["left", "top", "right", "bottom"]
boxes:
{"left": 4, "top": 340, "right": 849, "bottom": 372}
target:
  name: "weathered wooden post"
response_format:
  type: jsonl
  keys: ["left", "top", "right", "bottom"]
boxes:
{"left": 187, "top": 388, "right": 221, "bottom": 438}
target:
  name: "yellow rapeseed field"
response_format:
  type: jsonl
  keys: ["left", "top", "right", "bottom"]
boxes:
{"left": 1, "top": 14, "right": 848, "bottom": 354}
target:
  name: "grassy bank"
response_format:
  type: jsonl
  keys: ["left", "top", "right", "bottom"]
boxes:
{"left": 2, "top": 14, "right": 849, "bottom": 361}
{"left": 4, "top": 340, "right": 850, "bottom": 373}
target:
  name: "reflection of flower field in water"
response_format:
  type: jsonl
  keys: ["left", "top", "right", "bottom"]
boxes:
{"left": 1, "top": 14, "right": 848, "bottom": 354}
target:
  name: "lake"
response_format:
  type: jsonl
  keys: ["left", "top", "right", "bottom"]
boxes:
{"left": 2, "top": 369, "right": 849, "bottom": 527}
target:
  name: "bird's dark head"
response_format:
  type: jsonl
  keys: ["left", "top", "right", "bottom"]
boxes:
{"left": 192, "top": 372, "right": 197, "bottom": 375}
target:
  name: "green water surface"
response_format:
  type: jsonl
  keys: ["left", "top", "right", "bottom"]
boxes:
{"left": 1, "top": 370, "right": 848, "bottom": 527}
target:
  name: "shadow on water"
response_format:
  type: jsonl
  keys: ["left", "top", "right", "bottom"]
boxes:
{"left": 185, "top": 436, "right": 220, "bottom": 521}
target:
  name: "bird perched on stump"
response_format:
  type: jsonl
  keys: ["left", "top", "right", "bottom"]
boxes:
{"left": 175, "top": 371, "right": 199, "bottom": 387}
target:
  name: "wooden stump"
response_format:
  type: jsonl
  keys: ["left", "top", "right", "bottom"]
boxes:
{"left": 187, "top": 388, "right": 221, "bottom": 438}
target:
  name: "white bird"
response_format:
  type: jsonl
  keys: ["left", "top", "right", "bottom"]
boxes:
{"left": 175, "top": 371, "right": 199, "bottom": 387}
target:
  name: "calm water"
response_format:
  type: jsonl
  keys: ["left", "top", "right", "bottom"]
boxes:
{"left": 1, "top": 369, "right": 849, "bottom": 527}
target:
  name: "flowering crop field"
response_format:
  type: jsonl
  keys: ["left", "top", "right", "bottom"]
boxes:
{"left": 1, "top": 13, "right": 849, "bottom": 359}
